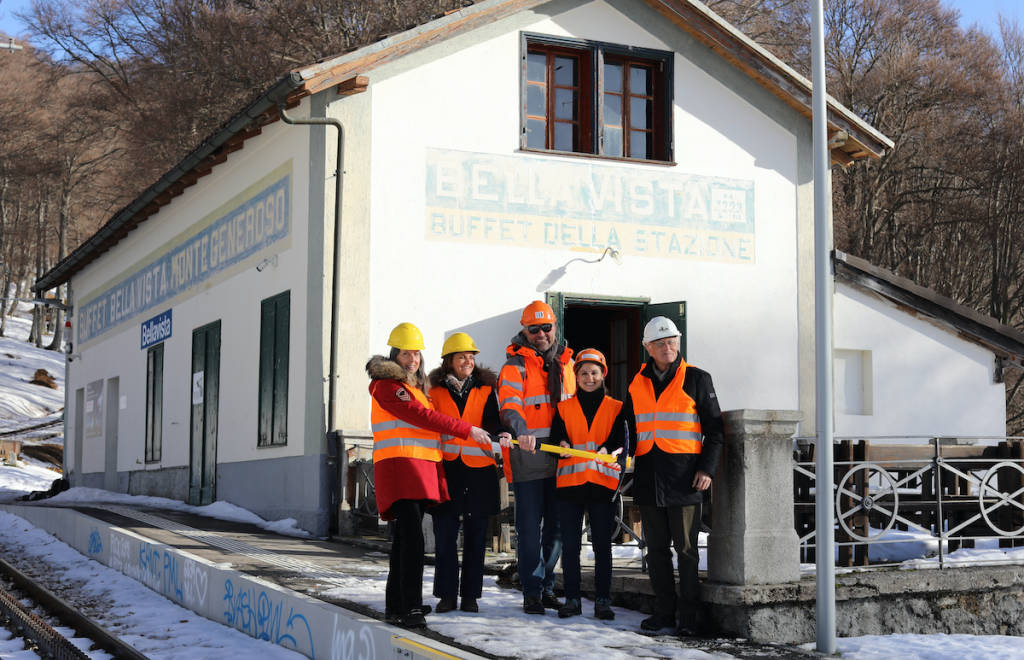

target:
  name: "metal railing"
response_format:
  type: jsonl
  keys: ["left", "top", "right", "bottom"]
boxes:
{"left": 794, "top": 436, "right": 1024, "bottom": 570}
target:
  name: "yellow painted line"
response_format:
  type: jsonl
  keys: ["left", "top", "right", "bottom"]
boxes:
{"left": 391, "top": 635, "right": 463, "bottom": 659}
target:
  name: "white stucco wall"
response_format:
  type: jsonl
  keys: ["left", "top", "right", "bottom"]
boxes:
{"left": 67, "top": 116, "right": 313, "bottom": 476}
{"left": 361, "top": 0, "right": 801, "bottom": 423}
{"left": 833, "top": 283, "right": 1006, "bottom": 439}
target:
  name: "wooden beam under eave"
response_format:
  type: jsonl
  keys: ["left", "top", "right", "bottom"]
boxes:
{"left": 830, "top": 148, "right": 855, "bottom": 168}
{"left": 336, "top": 75, "right": 369, "bottom": 96}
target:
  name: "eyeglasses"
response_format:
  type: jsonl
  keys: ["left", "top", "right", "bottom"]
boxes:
{"left": 527, "top": 324, "right": 553, "bottom": 334}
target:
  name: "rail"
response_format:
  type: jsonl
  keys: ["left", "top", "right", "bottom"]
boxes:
{"left": 0, "top": 554, "right": 148, "bottom": 659}
{"left": 794, "top": 435, "right": 1024, "bottom": 569}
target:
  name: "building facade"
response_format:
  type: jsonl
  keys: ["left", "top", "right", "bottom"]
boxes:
{"left": 37, "top": 0, "right": 1009, "bottom": 536}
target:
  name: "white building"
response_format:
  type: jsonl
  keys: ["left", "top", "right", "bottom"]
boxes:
{"left": 34, "top": 0, "right": 1015, "bottom": 535}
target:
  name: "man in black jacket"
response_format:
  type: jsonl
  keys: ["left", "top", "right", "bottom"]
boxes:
{"left": 624, "top": 316, "right": 724, "bottom": 636}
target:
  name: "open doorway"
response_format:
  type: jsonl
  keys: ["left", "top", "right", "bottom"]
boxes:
{"left": 548, "top": 294, "right": 687, "bottom": 401}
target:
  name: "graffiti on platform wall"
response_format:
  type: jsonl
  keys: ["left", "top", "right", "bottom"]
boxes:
{"left": 223, "top": 578, "right": 315, "bottom": 656}
{"left": 88, "top": 528, "right": 103, "bottom": 556}
{"left": 107, "top": 534, "right": 208, "bottom": 611}
{"left": 330, "top": 614, "right": 376, "bottom": 660}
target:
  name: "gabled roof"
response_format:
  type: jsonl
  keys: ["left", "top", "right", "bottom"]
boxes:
{"left": 833, "top": 250, "right": 1024, "bottom": 377}
{"left": 36, "top": 0, "right": 892, "bottom": 294}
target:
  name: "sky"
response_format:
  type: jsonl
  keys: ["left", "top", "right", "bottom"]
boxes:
{"left": 1, "top": 1, "right": 1023, "bottom": 43}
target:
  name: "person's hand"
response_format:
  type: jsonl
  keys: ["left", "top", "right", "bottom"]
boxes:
{"left": 497, "top": 431, "right": 513, "bottom": 449}
{"left": 559, "top": 441, "right": 571, "bottom": 458}
{"left": 597, "top": 446, "right": 608, "bottom": 454}
{"left": 692, "top": 470, "right": 712, "bottom": 491}
{"left": 469, "top": 427, "right": 490, "bottom": 446}
{"left": 517, "top": 434, "right": 537, "bottom": 453}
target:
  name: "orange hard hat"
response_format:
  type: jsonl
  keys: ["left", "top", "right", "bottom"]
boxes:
{"left": 574, "top": 348, "right": 608, "bottom": 377}
{"left": 520, "top": 300, "right": 556, "bottom": 326}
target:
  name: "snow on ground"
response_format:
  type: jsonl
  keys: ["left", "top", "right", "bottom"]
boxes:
{"left": 3, "top": 305, "right": 1024, "bottom": 657}
{"left": 0, "top": 308, "right": 64, "bottom": 427}
{"left": 0, "top": 510, "right": 304, "bottom": 660}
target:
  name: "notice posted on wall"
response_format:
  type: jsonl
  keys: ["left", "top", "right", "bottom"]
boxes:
{"left": 425, "top": 148, "right": 755, "bottom": 263}
{"left": 192, "top": 371, "right": 204, "bottom": 405}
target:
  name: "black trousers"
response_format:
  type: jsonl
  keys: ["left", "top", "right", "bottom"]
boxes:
{"left": 558, "top": 497, "right": 616, "bottom": 600}
{"left": 432, "top": 509, "right": 489, "bottom": 600}
{"left": 639, "top": 503, "right": 701, "bottom": 625}
{"left": 386, "top": 499, "right": 426, "bottom": 615}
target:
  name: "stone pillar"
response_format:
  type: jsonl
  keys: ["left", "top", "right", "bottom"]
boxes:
{"left": 708, "top": 409, "right": 802, "bottom": 585}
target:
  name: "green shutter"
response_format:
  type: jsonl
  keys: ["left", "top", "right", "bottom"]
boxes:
{"left": 273, "top": 292, "right": 290, "bottom": 446}
{"left": 145, "top": 343, "right": 164, "bottom": 462}
{"left": 258, "top": 291, "right": 290, "bottom": 447}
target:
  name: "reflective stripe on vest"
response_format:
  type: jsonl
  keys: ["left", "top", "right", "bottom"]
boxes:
{"left": 370, "top": 383, "right": 442, "bottom": 464}
{"left": 628, "top": 363, "right": 702, "bottom": 456}
{"left": 555, "top": 395, "right": 622, "bottom": 491}
{"left": 429, "top": 385, "right": 497, "bottom": 468}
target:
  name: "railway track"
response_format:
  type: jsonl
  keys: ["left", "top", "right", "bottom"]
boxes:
{"left": 0, "top": 554, "right": 147, "bottom": 659}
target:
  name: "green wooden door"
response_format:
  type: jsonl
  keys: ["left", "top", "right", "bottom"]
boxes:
{"left": 189, "top": 320, "right": 221, "bottom": 505}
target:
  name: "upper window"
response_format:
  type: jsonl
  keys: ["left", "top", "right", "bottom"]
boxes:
{"left": 522, "top": 35, "right": 673, "bottom": 162}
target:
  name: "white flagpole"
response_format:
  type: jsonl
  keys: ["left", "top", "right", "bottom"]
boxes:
{"left": 811, "top": 0, "right": 837, "bottom": 653}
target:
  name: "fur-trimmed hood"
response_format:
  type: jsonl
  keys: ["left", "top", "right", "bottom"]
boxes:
{"left": 365, "top": 355, "right": 417, "bottom": 386}
{"left": 426, "top": 365, "right": 497, "bottom": 390}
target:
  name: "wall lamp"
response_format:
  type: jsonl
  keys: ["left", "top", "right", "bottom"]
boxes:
{"left": 256, "top": 255, "right": 279, "bottom": 272}
{"left": 536, "top": 246, "right": 623, "bottom": 292}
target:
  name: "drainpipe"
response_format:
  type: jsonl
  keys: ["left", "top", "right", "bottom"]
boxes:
{"left": 277, "top": 103, "right": 349, "bottom": 535}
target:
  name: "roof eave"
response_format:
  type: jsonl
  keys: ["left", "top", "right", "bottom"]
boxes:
{"left": 34, "top": 72, "right": 306, "bottom": 294}
{"left": 834, "top": 250, "right": 1024, "bottom": 360}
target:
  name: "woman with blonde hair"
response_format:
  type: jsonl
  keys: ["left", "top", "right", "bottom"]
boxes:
{"left": 366, "top": 322, "right": 492, "bottom": 628}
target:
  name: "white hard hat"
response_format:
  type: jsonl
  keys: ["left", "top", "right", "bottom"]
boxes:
{"left": 643, "top": 316, "right": 681, "bottom": 344}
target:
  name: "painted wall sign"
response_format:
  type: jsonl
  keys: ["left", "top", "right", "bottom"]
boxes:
{"left": 140, "top": 309, "right": 172, "bottom": 350}
{"left": 77, "top": 162, "right": 292, "bottom": 345}
{"left": 425, "top": 148, "right": 755, "bottom": 262}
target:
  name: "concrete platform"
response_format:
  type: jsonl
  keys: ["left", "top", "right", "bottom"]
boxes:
{"left": 0, "top": 501, "right": 815, "bottom": 659}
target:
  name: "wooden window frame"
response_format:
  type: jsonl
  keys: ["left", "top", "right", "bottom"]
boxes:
{"left": 258, "top": 290, "right": 290, "bottom": 448}
{"left": 520, "top": 33, "right": 673, "bottom": 164}
{"left": 145, "top": 342, "right": 163, "bottom": 463}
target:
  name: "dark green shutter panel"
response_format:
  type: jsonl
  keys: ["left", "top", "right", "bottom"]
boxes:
{"left": 258, "top": 297, "right": 275, "bottom": 446}
{"left": 272, "top": 292, "right": 290, "bottom": 445}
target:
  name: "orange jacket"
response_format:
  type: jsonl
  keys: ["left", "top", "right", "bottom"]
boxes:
{"left": 430, "top": 385, "right": 497, "bottom": 467}
{"left": 628, "top": 360, "right": 703, "bottom": 456}
{"left": 497, "top": 341, "right": 575, "bottom": 482}
{"left": 555, "top": 395, "right": 622, "bottom": 491}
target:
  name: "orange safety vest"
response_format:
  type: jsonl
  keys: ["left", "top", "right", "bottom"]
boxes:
{"left": 497, "top": 345, "right": 576, "bottom": 482}
{"left": 370, "top": 383, "right": 442, "bottom": 464}
{"left": 429, "top": 385, "right": 497, "bottom": 468}
{"left": 628, "top": 362, "right": 703, "bottom": 456}
{"left": 555, "top": 396, "right": 623, "bottom": 490}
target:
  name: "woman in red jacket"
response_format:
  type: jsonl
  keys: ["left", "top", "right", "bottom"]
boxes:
{"left": 366, "top": 322, "right": 491, "bottom": 628}
{"left": 550, "top": 348, "right": 626, "bottom": 620}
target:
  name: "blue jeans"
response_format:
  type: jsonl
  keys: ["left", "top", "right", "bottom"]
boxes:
{"left": 558, "top": 497, "right": 615, "bottom": 600}
{"left": 513, "top": 477, "right": 561, "bottom": 598}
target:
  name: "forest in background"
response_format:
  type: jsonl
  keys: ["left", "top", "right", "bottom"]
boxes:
{"left": 1, "top": 0, "right": 1022, "bottom": 432}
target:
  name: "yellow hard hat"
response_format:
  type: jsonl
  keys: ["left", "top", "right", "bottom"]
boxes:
{"left": 441, "top": 332, "right": 480, "bottom": 357}
{"left": 387, "top": 322, "right": 425, "bottom": 350}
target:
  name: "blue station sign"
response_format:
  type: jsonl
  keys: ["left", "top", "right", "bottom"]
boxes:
{"left": 140, "top": 309, "right": 172, "bottom": 349}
